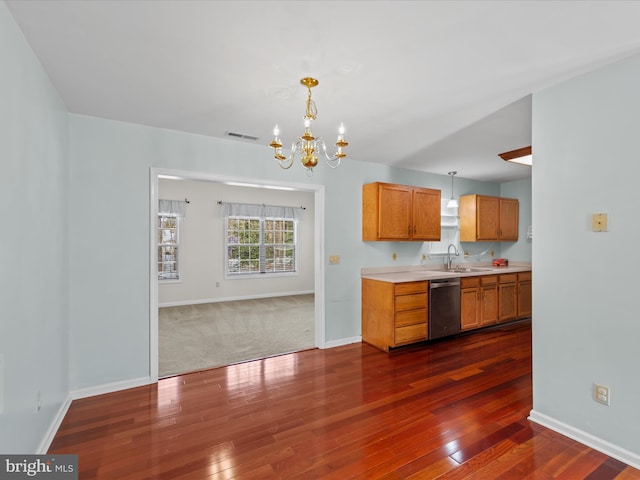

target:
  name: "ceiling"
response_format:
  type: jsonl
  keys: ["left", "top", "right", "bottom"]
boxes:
{"left": 7, "top": 1, "right": 640, "bottom": 183}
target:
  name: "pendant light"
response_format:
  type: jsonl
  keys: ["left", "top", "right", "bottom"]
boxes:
{"left": 447, "top": 171, "right": 458, "bottom": 208}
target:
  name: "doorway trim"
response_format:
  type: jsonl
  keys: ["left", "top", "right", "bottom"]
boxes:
{"left": 149, "top": 167, "right": 325, "bottom": 382}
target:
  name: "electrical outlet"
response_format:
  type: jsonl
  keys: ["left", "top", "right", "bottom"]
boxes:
{"left": 329, "top": 255, "right": 340, "bottom": 265}
{"left": 421, "top": 254, "right": 427, "bottom": 261}
{"left": 392, "top": 253, "right": 397, "bottom": 261}
{"left": 594, "top": 384, "right": 610, "bottom": 406}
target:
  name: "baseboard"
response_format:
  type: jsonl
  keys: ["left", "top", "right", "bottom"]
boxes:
{"left": 37, "top": 394, "right": 72, "bottom": 454}
{"left": 159, "top": 290, "right": 315, "bottom": 308}
{"left": 528, "top": 410, "right": 640, "bottom": 469}
{"left": 71, "top": 376, "right": 153, "bottom": 400}
{"left": 323, "top": 336, "right": 362, "bottom": 349}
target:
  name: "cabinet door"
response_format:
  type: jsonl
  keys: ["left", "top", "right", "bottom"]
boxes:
{"left": 518, "top": 277, "right": 532, "bottom": 318}
{"left": 499, "top": 198, "right": 519, "bottom": 241}
{"left": 499, "top": 282, "right": 518, "bottom": 322}
{"left": 480, "top": 284, "right": 498, "bottom": 325}
{"left": 461, "top": 287, "right": 480, "bottom": 330}
{"left": 378, "top": 184, "right": 412, "bottom": 240}
{"left": 477, "top": 196, "right": 500, "bottom": 241}
{"left": 412, "top": 188, "right": 441, "bottom": 241}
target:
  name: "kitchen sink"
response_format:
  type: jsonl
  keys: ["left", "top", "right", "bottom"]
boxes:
{"left": 435, "top": 266, "right": 495, "bottom": 273}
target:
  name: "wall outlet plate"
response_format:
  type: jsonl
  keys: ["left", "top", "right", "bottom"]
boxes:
{"left": 592, "top": 213, "right": 608, "bottom": 232}
{"left": 594, "top": 384, "right": 610, "bottom": 406}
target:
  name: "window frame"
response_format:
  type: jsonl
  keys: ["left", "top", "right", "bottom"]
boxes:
{"left": 157, "top": 213, "right": 182, "bottom": 282}
{"left": 224, "top": 215, "right": 298, "bottom": 279}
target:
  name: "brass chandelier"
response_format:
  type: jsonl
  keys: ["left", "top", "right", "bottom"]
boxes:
{"left": 269, "top": 77, "right": 348, "bottom": 174}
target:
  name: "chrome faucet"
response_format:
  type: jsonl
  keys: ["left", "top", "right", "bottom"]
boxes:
{"left": 447, "top": 243, "right": 460, "bottom": 270}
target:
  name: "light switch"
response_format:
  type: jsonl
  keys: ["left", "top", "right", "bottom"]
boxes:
{"left": 592, "top": 213, "right": 608, "bottom": 232}
{"left": 329, "top": 255, "right": 340, "bottom": 265}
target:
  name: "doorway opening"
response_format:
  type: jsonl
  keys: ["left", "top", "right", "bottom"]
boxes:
{"left": 149, "top": 168, "right": 326, "bottom": 381}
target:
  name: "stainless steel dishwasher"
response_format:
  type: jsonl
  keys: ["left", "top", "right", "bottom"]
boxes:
{"left": 429, "top": 278, "right": 461, "bottom": 340}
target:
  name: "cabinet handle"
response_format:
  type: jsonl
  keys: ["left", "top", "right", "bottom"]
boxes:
{"left": 414, "top": 226, "right": 417, "bottom": 234}
{"left": 408, "top": 226, "right": 411, "bottom": 235}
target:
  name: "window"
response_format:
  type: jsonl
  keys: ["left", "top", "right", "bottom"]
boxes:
{"left": 158, "top": 214, "right": 180, "bottom": 280}
{"left": 226, "top": 216, "right": 296, "bottom": 276}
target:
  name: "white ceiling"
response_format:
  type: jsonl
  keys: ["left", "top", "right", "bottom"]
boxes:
{"left": 7, "top": 1, "right": 640, "bottom": 182}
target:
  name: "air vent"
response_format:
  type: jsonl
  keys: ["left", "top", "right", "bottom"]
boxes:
{"left": 225, "top": 131, "right": 259, "bottom": 141}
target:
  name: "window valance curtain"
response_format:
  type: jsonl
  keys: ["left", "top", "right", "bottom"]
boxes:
{"left": 159, "top": 199, "right": 187, "bottom": 217}
{"left": 220, "top": 202, "right": 303, "bottom": 220}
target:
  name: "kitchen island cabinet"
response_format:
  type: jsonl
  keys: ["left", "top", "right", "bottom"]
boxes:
{"left": 362, "top": 278, "right": 428, "bottom": 351}
{"left": 362, "top": 182, "right": 441, "bottom": 241}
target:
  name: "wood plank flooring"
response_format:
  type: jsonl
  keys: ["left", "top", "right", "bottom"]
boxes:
{"left": 49, "top": 320, "right": 640, "bottom": 479}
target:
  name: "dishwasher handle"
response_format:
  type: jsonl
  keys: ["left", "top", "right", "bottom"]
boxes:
{"left": 430, "top": 280, "right": 460, "bottom": 288}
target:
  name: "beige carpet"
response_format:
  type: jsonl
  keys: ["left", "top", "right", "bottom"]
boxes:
{"left": 159, "top": 294, "right": 315, "bottom": 377}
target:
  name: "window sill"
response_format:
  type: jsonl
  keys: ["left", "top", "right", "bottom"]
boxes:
{"left": 225, "top": 271, "right": 298, "bottom": 280}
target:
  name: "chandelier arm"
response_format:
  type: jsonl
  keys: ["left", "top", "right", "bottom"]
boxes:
{"left": 316, "top": 138, "right": 342, "bottom": 168}
{"left": 277, "top": 141, "right": 298, "bottom": 170}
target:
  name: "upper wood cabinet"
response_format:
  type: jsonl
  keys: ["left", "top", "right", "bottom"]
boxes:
{"left": 459, "top": 194, "right": 519, "bottom": 242}
{"left": 363, "top": 182, "right": 441, "bottom": 241}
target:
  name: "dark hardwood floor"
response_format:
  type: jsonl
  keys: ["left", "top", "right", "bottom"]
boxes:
{"left": 49, "top": 320, "right": 640, "bottom": 479}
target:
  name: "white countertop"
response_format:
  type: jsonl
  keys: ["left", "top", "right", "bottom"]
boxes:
{"left": 361, "top": 262, "right": 532, "bottom": 283}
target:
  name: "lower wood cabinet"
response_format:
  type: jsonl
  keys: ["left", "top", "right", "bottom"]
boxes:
{"left": 498, "top": 274, "right": 518, "bottom": 322}
{"left": 362, "top": 270, "right": 531, "bottom": 350}
{"left": 480, "top": 275, "right": 499, "bottom": 326}
{"left": 461, "top": 270, "right": 531, "bottom": 332}
{"left": 517, "top": 271, "right": 532, "bottom": 318}
{"left": 362, "top": 278, "right": 428, "bottom": 352}
{"left": 460, "top": 277, "right": 481, "bottom": 330}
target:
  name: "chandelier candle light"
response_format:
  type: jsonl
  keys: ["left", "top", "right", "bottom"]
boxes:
{"left": 269, "top": 77, "right": 348, "bottom": 174}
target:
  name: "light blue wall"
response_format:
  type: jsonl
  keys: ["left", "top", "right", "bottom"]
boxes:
{"left": 0, "top": 2, "right": 70, "bottom": 453}
{"left": 501, "top": 177, "right": 532, "bottom": 262}
{"left": 67, "top": 114, "right": 528, "bottom": 389}
{"left": 532, "top": 54, "right": 640, "bottom": 456}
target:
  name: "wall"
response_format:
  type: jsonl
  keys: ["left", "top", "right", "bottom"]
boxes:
{"left": 531, "top": 54, "right": 640, "bottom": 462}
{"left": 501, "top": 177, "right": 532, "bottom": 262}
{"left": 158, "top": 179, "right": 315, "bottom": 305}
{"left": 67, "top": 113, "right": 530, "bottom": 390}
{"left": 0, "top": 2, "right": 70, "bottom": 453}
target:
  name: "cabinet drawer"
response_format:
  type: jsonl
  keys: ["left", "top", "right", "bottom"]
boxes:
{"left": 395, "top": 323, "right": 427, "bottom": 344}
{"left": 395, "top": 293, "right": 427, "bottom": 311}
{"left": 395, "top": 308, "right": 427, "bottom": 327}
{"left": 499, "top": 274, "right": 517, "bottom": 284}
{"left": 395, "top": 281, "right": 427, "bottom": 296}
{"left": 518, "top": 271, "right": 531, "bottom": 281}
{"left": 480, "top": 275, "right": 498, "bottom": 285}
{"left": 461, "top": 277, "right": 480, "bottom": 288}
